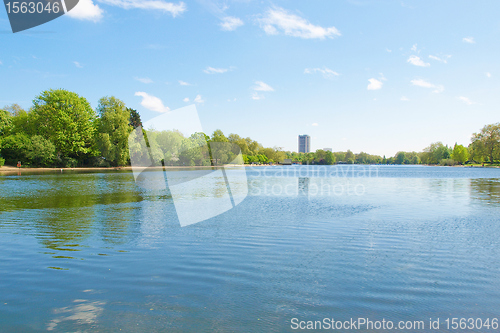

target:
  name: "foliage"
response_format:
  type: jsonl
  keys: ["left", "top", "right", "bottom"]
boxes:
{"left": 0, "top": 133, "right": 32, "bottom": 164}
{"left": 30, "top": 89, "right": 98, "bottom": 163}
{"left": 0, "top": 133, "right": 55, "bottom": 166}
{"left": 440, "top": 158, "right": 458, "bottom": 166}
{"left": 96, "top": 96, "right": 133, "bottom": 166}
{"left": 420, "top": 142, "right": 452, "bottom": 165}
{"left": 470, "top": 123, "right": 500, "bottom": 163}
{"left": 128, "top": 108, "right": 143, "bottom": 129}
{"left": 0, "top": 157, "right": 4, "bottom": 167}
{"left": 451, "top": 144, "right": 469, "bottom": 164}
{"left": 0, "top": 108, "right": 13, "bottom": 136}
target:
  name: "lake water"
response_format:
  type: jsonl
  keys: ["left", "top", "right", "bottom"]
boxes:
{"left": 1, "top": 165, "right": 500, "bottom": 332}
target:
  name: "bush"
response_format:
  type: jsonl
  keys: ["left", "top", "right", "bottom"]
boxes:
{"left": 61, "top": 157, "right": 79, "bottom": 168}
{"left": 440, "top": 158, "right": 458, "bottom": 166}
{"left": 0, "top": 157, "right": 5, "bottom": 167}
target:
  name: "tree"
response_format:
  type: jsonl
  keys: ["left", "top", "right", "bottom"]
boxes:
{"left": 0, "top": 133, "right": 31, "bottom": 164}
{"left": 211, "top": 129, "right": 228, "bottom": 142}
{"left": 0, "top": 133, "right": 55, "bottom": 166}
{"left": 470, "top": 123, "right": 500, "bottom": 163}
{"left": 0, "top": 108, "right": 12, "bottom": 136}
{"left": 96, "top": 96, "right": 133, "bottom": 166}
{"left": 31, "top": 89, "right": 97, "bottom": 165}
{"left": 395, "top": 152, "right": 406, "bottom": 165}
{"left": 128, "top": 108, "right": 142, "bottom": 129}
{"left": 421, "top": 142, "right": 451, "bottom": 164}
{"left": 451, "top": 143, "right": 469, "bottom": 165}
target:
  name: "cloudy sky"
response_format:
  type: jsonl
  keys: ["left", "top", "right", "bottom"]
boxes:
{"left": 1, "top": 0, "right": 499, "bottom": 156}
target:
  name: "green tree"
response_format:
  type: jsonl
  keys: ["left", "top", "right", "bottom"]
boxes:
{"left": 26, "top": 135, "right": 56, "bottom": 166}
{"left": 0, "top": 108, "right": 12, "bottom": 136}
{"left": 0, "top": 133, "right": 31, "bottom": 165}
{"left": 96, "top": 96, "right": 133, "bottom": 166}
{"left": 470, "top": 123, "right": 500, "bottom": 163}
{"left": 395, "top": 151, "right": 406, "bottom": 165}
{"left": 421, "top": 142, "right": 451, "bottom": 164}
{"left": 128, "top": 108, "right": 143, "bottom": 129}
{"left": 31, "top": 89, "right": 97, "bottom": 165}
{"left": 451, "top": 143, "right": 469, "bottom": 165}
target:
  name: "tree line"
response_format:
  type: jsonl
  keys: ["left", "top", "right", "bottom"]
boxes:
{"left": 0, "top": 89, "right": 499, "bottom": 167}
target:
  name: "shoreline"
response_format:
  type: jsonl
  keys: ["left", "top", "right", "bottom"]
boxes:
{"left": 0, "top": 163, "right": 497, "bottom": 174}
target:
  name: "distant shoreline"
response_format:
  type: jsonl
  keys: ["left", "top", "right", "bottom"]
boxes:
{"left": 1, "top": 163, "right": 498, "bottom": 174}
{"left": 0, "top": 164, "right": 258, "bottom": 174}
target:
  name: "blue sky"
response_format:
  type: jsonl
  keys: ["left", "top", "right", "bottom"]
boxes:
{"left": 1, "top": 0, "right": 499, "bottom": 156}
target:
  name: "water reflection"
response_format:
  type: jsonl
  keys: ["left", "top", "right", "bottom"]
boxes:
{"left": 47, "top": 298, "right": 105, "bottom": 331}
{"left": 0, "top": 173, "right": 146, "bottom": 256}
{"left": 298, "top": 177, "right": 310, "bottom": 196}
{"left": 470, "top": 178, "right": 500, "bottom": 205}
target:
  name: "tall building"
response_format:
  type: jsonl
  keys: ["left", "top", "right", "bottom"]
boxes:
{"left": 298, "top": 135, "right": 311, "bottom": 153}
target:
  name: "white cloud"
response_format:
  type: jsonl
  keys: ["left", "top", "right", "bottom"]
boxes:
{"left": 400, "top": 96, "right": 409, "bottom": 101}
{"left": 252, "top": 92, "right": 264, "bottom": 100}
{"left": 203, "top": 67, "right": 228, "bottom": 74}
{"left": 486, "top": 72, "right": 492, "bottom": 78}
{"left": 220, "top": 16, "right": 244, "bottom": 31}
{"left": 0, "top": 60, "right": 3, "bottom": 65}
{"left": 194, "top": 95, "right": 204, "bottom": 103}
{"left": 135, "top": 92, "right": 170, "bottom": 113}
{"left": 96, "top": 0, "right": 186, "bottom": 16}
{"left": 304, "top": 67, "right": 340, "bottom": 79}
{"left": 386, "top": 48, "right": 392, "bottom": 53}
{"left": 411, "top": 43, "right": 417, "bottom": 51}
{"left": 410, "top": 79, "right": 444, "bottom": 93}
{"left": 429, "top": 55, "right": 451, "bottom": 64}
{"left": 179, "top": 80, "right": 191, "bottom": 86}
{"left": 367, "top": 78, "right": 383, "bottom": 90}
{"left": 407, "top": 55, "right": 430, "bottom": 67}
{"left": 183, "top": 97, "right": 189, "bottom": 102}
{"left": 257, "top": 7, "right": 341, "bottom": 39}
{"left": 253, "top": 81, "right": 274, "bottom": 92}
{"left": 67, "top": 0, "right": 104, "bottom": 21}
{"left": 463, "top": 37, "right": 475, "bottom": 44}
{"left": 134, "top": 77, "right": 153, "bottom": 84}
{"left": 458, "top": 96, "right": 475, "bottom": 105}
{"left": 73, "top": 61, "right": 83, "bottom": 68}
{"left": 312, "top": 123, "right": 319, "bottom": 126}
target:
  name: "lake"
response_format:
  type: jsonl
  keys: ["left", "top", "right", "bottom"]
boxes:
{"left": 1, "top": 165, "right": 500, "bottom": 332}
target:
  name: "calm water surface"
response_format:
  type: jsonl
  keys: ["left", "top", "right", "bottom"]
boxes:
{"left": 1, "top": 165, "right": 500, "bottom": 332}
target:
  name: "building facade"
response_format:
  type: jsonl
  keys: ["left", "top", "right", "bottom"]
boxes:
{"left": 298, "top": 135, "right": 311, "bottom": 153}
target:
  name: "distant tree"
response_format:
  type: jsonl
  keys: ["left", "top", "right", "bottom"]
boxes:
{"left": 470, "top": 123, "right": 500, "bottom": 163}
{"left": 451, "top": 143, "right": 469, "bottom": 165}
{"left": 421, "top": 142, "right": 451, "bottom": 165}
{"left": 128, "top": 108, "right": 142, "bottom": 129}
{"left": 325, "top": 151, "right": 335, "bottom": 165}
{"left": 31, "top": 89, "right": 97, "bottom": 165}
{"left": 211, "top": 129, "right": 228, "bottom": 142}
{"left": 395, "top": 152, "right": 406, "bottom": 165}
{"left": 96, "top": 96, "right": 133, "bottom": 166}
{"left": 345, "top": 150, "right": 355, "bottom": 164}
